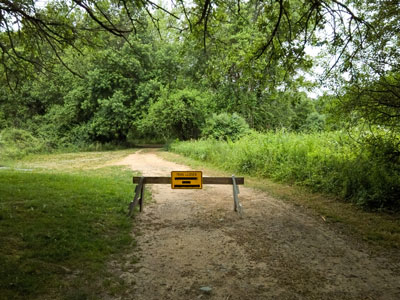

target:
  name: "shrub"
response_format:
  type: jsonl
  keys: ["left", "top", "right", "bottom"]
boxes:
{"left": 201, "top": 112, "right": 250, "bottom": 141}
{"left": 300, "top": 112, "right": 326, "bottom": 132}
{"left": 0, "top": 128, "right": 47, "bottom": 159}
{"left": 170, "top": 130, "right": 400, "bottom": 211}
{"left": 88, "top": 90, "right": 132, "bottom": 143}
{"left": 0, "top": 111, "right": 7, "bottom": 130}
{"left": 138, "top": 87, "right": 210, "bottom": 140}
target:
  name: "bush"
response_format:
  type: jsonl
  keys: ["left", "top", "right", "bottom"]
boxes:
{"left": 300, "top": 112, "right": 326, "bottom": 132}
{"left": 0, "top": 128, "right": 47, "bottom": 159}
{"left": 0, "top": 111, "right": 7, "bottom": 130}
{"left": 201, "top": 112, "right": 250, "bottom": 141}
{"left": 170, "top": 130, "right": 400, "bottom": 211}
{"left": 88, "top": 90, "right": 133, "bottom": 143}
{"left": 138, "top": 87, "right": 210, "bottom": 140}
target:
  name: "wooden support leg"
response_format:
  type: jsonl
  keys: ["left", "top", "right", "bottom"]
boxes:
{"left": 139, "top": 183, "right": 144, "bottom": 212}
{"left": 233, "top": 179, "right": 237, "bottom": 212}
{"left": 128, "top": 176, "right": 144, "bottom": 217}
{"left": 232, "top": 175, "right": 243, "bottom": 216}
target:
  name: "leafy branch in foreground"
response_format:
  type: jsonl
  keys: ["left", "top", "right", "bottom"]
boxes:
{"left": 0, "top": 0, "right": 372, "bottom": 79}
{"left": 0, "top": 0, "right": 154, "bottom": 85}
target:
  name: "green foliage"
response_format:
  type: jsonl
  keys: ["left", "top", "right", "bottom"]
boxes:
{"left": 0, "top": 0, "right": 399, "bottom": 213}
{"left": 300, "top": 112, "right": 326, "bottom": 132}
{"left": 0, "top": 128, "right": 47, "bottom": 159}
{"left": 138, "top": 87, "right": 210, "bottom": 140}
{"left": 201, "top": 112, "right": 250, "bottom": 141}
{"left": 291, "top": 95, "right": 316, "bottom": 131}
{"left": 170, "top": 130, "right": 400, "bottom": 211}
{"left": 0, "top": 111, "right": 7, "bottom": 130}
{"left": 340, "top": 72, "right": 400, "bottom": 132}
{"left": 252, "top": 92, "right": 296, "bottom": 130}
{"left": 88, "top": 91, "right": 132, "bottom": 142}
{"left": 0, "top": 0, "right": 326, "bottom": 146}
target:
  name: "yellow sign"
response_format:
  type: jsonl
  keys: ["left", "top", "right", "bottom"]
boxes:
{"left": 171, "top": 171, "right": 203, "bottom": 189}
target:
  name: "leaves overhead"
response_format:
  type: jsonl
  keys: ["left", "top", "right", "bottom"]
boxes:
{"left": 0, "top": 0, "right": 399, "bottom": 141}
{"left": 0, "top": 0, "right": 151, "bottom": 83}
{"left": 0, "top": 0, "right": 372, "bottom": 76}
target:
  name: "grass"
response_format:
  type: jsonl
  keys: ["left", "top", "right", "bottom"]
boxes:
{"left": 169, "top": 131, "right": 400, "bottom": 210}
{"left": 161, "top": 150, "right": 400, "bottom": 250}
{"left": 0, "top": 150, "right": 139, "bottom": 299}
{"left": 2, "top": 144, "right": 399, "bottom": 300}
{"left": 0, "top": 149, "right": 135, "bottom": 171}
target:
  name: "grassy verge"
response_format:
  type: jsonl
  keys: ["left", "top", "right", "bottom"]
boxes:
{"left": 0, "top": 150, "right": 138, "bottom": 299}
{"left": 170, "top": 132, "right": 400, "bottom": 210}
{"left": 160, "top": 150, "right": 400, "bottom": 250}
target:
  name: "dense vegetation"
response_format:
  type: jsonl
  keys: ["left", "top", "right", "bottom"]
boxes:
{"left": 1, "top": 0, "right": 399, "bottom": 209}
{"left": 171, "top": 130, "right": 400, "bottom": 210}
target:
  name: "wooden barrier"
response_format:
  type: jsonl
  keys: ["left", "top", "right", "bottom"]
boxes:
{"left": 128, "top": 175, "right": 244, "bottom": 216}
{"left": 132, "top": 176, "right": 244, "bottom": 185}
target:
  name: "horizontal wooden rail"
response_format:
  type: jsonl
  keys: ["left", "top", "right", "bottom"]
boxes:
{"left": 133, "top": 176, "right": 244, "bottom": 185}
{"left": 129, "top": 175, "right": 245, "bottom": 216}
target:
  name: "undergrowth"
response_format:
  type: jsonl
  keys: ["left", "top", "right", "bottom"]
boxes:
{"left": 170, "top": 130, "right": 400, "bottom": 211}
{"left": 0, "top": 128, "right": 135, "bottom": 161}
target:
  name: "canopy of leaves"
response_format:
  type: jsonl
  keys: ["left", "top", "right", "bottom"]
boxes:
{"left": 0, "top": 0, "right": 399, "bottom": 144}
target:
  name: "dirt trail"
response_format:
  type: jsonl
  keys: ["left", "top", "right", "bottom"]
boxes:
{"left": 111, "top": 150, "right": 400, "bottom": 300}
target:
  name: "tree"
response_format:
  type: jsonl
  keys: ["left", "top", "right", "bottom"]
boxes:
{"left": 327, "top": 0, "right": 400, "bottom": 133}
{"left": 202, "top": 112, "right": 250, "bottom": 141}
{"left": 0, "top": 0, "right": 166, "bottom": 85}
{"left": 0, "top": 0, "right": 370, "bottom": 79}
{"left": 138, "top": 87, "right": 210, "bottom": 140}
{"left": 1, "top": 0, "right": 399, "bottom": 144}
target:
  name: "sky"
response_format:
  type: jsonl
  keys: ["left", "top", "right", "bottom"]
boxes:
{"left": 35, "top": 0, "right": 48, "bottom": 9}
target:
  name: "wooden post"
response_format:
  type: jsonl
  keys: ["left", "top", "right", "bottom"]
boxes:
{"left": 128, "top": 176, "right": 144, "bottom": 217}
{"left": 232, "top": 175, "right": 243, "bottom": 216}
{"left": 139, "top": 183, "right": 144, "bottom": 212}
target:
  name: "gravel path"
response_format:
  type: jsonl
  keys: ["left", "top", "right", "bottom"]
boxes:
{"left": 110, "top": 150, "right": 400, "bottom": 300}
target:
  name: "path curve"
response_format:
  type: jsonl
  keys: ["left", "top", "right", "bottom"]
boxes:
{"left": 111, "top": 150, "right": 400, "bottom": 299}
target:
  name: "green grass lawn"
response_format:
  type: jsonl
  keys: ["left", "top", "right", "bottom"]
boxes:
{"left": 0, "top": 150, "right": 138, "bottom": 299}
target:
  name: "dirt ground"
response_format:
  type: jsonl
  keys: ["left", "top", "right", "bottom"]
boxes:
{"left": 110, "top": 150, "right": 400, "bottom": 300}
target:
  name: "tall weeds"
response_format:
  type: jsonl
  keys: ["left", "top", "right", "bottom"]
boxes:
{"left": 170, "top": 131, "right": 400, "bottom": 210}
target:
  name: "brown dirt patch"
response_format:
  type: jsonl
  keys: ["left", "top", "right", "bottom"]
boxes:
{"left": 110, "top": 150, "right": 400, "bottom": 299}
